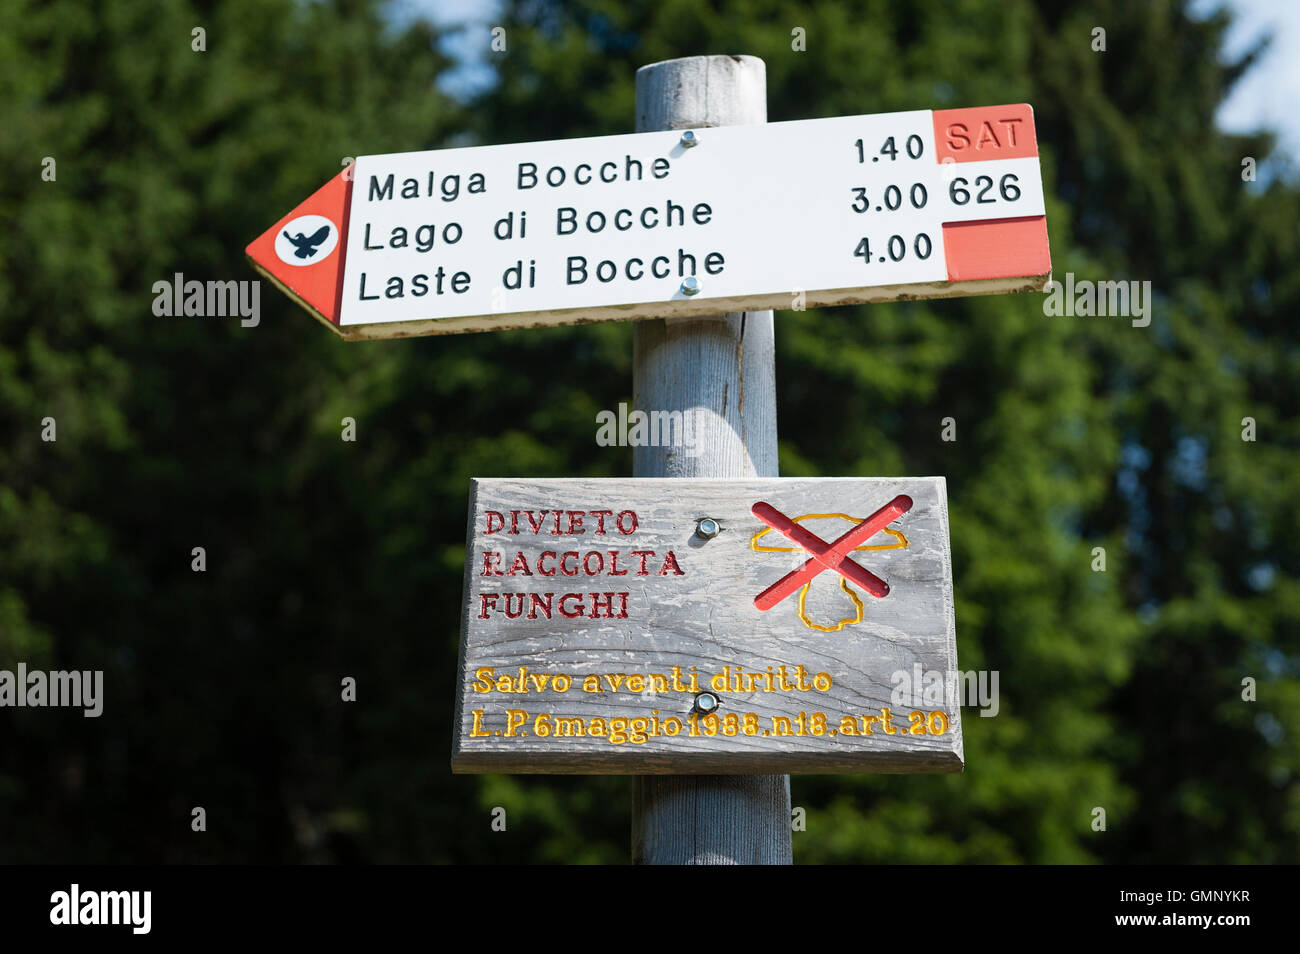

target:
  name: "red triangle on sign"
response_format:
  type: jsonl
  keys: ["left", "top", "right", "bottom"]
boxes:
{"left": 245, "top": 169, "right": 352, "bottom": 332}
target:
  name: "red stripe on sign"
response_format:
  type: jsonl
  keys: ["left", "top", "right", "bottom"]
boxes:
{"left": 245, "top": 169, "right": 353, "bottom": 325}
{"left": 932, "top": 104, "right": 1038, "bottom": 163}
{"left": 942, "top": 215, "right": 1050, "bottom": 282}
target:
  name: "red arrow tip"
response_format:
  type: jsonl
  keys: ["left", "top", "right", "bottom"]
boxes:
{"left": 246, "top": 169, "right": 353, "bottom": 328}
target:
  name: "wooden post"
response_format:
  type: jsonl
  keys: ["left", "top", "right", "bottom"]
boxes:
{"left": 630, "top": 55, "right": 792, "bottom": 865}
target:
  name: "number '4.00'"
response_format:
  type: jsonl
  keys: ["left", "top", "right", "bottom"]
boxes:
{"left": 854, "top": 234, "right": 933, "bottom": 263}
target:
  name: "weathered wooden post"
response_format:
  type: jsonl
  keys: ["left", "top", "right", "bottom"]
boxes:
{"left": 630, "top": 55, "right": 790, "bottom": 865}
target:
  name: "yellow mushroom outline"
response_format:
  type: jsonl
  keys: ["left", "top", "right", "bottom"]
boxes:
{"left": 751, "top": 512, "right": 908, "bottom": 632}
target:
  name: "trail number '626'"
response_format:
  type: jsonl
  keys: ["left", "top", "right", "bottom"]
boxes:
{"left": 854, "top": 233, "right": 933, "bottom": 264}
{"left": 949, "top": 173, "right": 1021, "bottom": 205}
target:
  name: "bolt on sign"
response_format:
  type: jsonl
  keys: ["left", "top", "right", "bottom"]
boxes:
{"left": 248, "top": 105, "right": 1049, "bottom": 339}
{"left": 452, "top": 478, "right": 962, "bottom": 774}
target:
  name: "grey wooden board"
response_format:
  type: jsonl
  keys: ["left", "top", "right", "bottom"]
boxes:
{"left": 452, "top": 477, "right": 963, "bottom": 774}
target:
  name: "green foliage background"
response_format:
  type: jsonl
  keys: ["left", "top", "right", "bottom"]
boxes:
{"left": 0, "top": 0, "right": 1295, "bottom": 863}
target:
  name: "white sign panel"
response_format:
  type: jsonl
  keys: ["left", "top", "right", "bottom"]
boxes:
{"left": 249, "top": 105, "right": 1050, "bottom": 339}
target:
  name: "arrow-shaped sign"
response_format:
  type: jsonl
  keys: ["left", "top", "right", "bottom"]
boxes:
{"left": 248, "top": 104, "right": 1050, "bottom": 340}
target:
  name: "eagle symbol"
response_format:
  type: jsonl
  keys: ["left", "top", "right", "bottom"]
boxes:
{"left": 283, "top": 225, "right": 331, "bottom": 259}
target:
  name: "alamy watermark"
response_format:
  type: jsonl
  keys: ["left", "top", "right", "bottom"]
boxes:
{"left": 50, "top": 884, "right": 150, "bottom": 934}
{"left": 891, "top": 665, "right": 999, "bottom": 717}
{"left": 0, "top": 664, "right": 103, "bottom": 717}
{"left": 152, "top": 273, "right": 260, "bottom": 327}
{"left": 1042, "top": 272, "right": 1151, "bottom": 328}
{"left": 595, "top": 402, "right": 703, "bottom": 456}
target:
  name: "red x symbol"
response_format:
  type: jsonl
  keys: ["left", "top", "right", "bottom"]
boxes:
{"left": 751, "top": 495, "right": 913, "bottom": 611}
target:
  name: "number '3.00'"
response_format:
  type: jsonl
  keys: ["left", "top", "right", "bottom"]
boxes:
{"left": 850, "top": 183, "right": 928, "bottom": 213}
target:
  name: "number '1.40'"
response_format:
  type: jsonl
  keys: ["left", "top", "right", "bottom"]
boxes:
{"left": 855, "top": 135, "right": 924, "bottom": 162}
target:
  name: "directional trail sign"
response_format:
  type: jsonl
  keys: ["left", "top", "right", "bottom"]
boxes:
{"left": 452, "top": 478, "right": 962, "bottom": 774}
{"left": 249, "top": 105, "right": 1050, "bottom": 339}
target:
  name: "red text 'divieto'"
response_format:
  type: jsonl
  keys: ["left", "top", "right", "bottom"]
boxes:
{"left": 476, "top": 509, "right": 684, "bottom": 621}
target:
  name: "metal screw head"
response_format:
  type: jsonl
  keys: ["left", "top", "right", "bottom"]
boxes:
{"left": 680, "top": 129, "right": 698, "bottom": 148}
{"left": 694, "top": 691, "right": 721, "bottom": 713}
{"left": 681, "top": 276, "right": 701, "bottom": 296}
{"left": 695, "top": 517, "right": 720, "bottom": 539}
